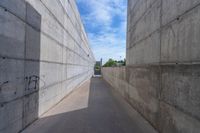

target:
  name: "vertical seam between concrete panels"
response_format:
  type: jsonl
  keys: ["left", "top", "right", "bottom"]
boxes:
{"left": 22, "top": 3, "right": 27, "bottom": 129}
{"left": 159, "top": 0, "right": 163, "bottom": 100}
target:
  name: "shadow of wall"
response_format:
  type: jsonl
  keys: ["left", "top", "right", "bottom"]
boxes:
{"left": 0, "top": 1, "right": 41, "bottom": 132}
{"left": 22, "top": 78, "right": 145, "bottom": 133}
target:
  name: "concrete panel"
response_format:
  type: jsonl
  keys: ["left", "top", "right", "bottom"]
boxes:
{"left": 66, "top": 50, "right": 75, "bottom": 64}
{"left": 0, "top": 99, "right": 23, "bottom": 133}
{"left": 65, "top": 0, "right": 76, "bottom": 28}
{"left": 0, "top": 7, "right": 25, "bottom": 58}
{"left": 26, "top": 0, "right": 64, "bottom": 45}
{"left": 128, "top": 31, "right": 160, "bottom": 65}
{"left": 126, "top": 66, "right": 160, "bottom": 126}
{"left": 162, "top": 0, "right": 200, "bottom": 25}
{"left": 24, "top": 61, "right": 40, "bottom": 96}
{"left": 0, "top": 59, "right": 24, "bottom": 103}
{"left": 161, "top": 6, "right": 200, "bottom": 63}
{"left": 0, "top": 0, "right": 26, "bottom": 21}
{"left": 39, "top": 83, "right": 62, "bottom": 115}
{"left": 63, "top": 30, "right": 74, "bottom": 50}
{"left": 25, "top": 25, "right": 41, "bottom": 60}
{"left": 23, "top": 92, "right": 39, "bottom": 128}
{"left": 161, "top": 65, "right": 200, "bottom": 120}
{"left": 102, "top": 66, "right": 160, "bottom": 127}
{"left": 41, "top": 0, "right": 64, "bottom": 26}
{"left": 39, "top": 62, "right": 63, "bottom": 89}
{"left": 158, "top": 102, "right": 200, "bottom": 133}
{"left": 40, "top": 33, "right": 63, "bottom": 63}
{"left": 128, "top": 0, "right": 160, "bottom": 47}
{"left": 125, "top": 0, "right": 200, "bottom": 132}
{"left": 128, "top": 0, "right": 138, "bottom": 14}
{"left": 26, "top": 2, "right": 41, "bottom": 30}
{"left": 129, "top": 0, "right": 158, "bottom": 28}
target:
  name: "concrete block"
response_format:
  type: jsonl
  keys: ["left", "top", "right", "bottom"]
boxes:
{"left": 162, "top": 0, "right": 200, "bottom": 25}
{"left": 39, "top": 83, "right": 62, "bottom": 115}
{"left": 40, "top": 33, "right": 63, "bottom": 63}
{"left": 61, "top": 79, "right": 72, "bottom": 98}
{"left": 26, "top": 2, "right": 41, "bottom": 30}
{"left": 102, "top": 66, "right": 160, "bottom": 127}
{"left": 161, "top": 65, "right": 200, "bottom": 120}
{"left": 63, "top": 30, "right": 74, "bottom": 50}
{"left": 66, "top": 50, "right": 75, "bottom": 64}
{"left": 158, "top": 102, "right": 200, "bottom": 133}
{"left": 25, "top": 25, "right": 41, "bottom": 60}
{"left": 128, "top": 31, "right": 160, "bottom": 65}
{"left": 39, "top": 62, "right": 63, "bottom": 89}
{"left": 24, "top": 61, "right": 40, "bottom": 96}
{"left": 23, "top": 92, "right": 39, "bottom": 128}
{"left": 128, "top": 0, "right": 138, "bottom": 13}
{"left": 0, "top": 59, "right": 24, "bottom": 103}
{"left": 126, "top": 66, "right": 160, "bottom": 126}
{"left": 41, "top": 0, "right": 64, "bottom": 26}
{"left": 26, "top": 0, "right": 64, "bottom": 45}
{"left": 66, "top": 1, "right": 76, "bottom": 27}
{"left": 129, "top": 0, "right": 158, "bottom": 28}
{"left": 161, "top": 6, "right": 200, "bottom": 63}
{"left": 0, "top": 7, "right": 25, "bottom": 58}
{"left": 128, "top": 0, "right": 160, "bottom": 46}
{"left": 62, "top": 47, "right": 67, "bottom": 64}
{"left": 0, "top": 99, "right": 23, "bottom": 133}
{"left": 0, "top": 0, "right": 26, "bottom": 21}
{"left": 62, "top": 64, "right": 67, "bottom": 81}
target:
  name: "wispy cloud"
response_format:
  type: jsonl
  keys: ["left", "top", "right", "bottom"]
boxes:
{"left": 76, "top": 0, "right": 127, "bottom": 63}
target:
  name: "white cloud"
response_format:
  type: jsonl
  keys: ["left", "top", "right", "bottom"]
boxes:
{"left": 76, "top": 0, "right": 127, "bottom": 64}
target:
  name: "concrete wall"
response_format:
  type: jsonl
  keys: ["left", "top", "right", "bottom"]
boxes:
{"left": 0, "top": 0, "right": 95, "bottom": 132}
{"left": 103, "top": 0, "right": 200, "bottom": 132}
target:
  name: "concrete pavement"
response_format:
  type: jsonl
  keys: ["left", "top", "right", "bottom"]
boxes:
{"left": 22, "top": 78, "right": 157, "bottom": 133}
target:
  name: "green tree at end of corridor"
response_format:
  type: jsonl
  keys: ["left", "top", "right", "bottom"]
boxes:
{"left": 103, "top": 58, "right": 126, "bottom": 67}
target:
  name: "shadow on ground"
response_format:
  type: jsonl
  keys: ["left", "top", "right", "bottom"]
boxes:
{"left": 22, "top": 78, "right": 157, "bottom": 133}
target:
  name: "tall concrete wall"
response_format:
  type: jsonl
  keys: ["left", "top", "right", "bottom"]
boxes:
{"left": 103, "top": 0, "right": 200, "bottom": 133}
{"left": 0, "top": 0, "right": 95, "bottom": 132}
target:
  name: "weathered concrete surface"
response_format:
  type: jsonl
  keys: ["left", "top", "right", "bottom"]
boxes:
{"left": 102, "top": 67, "right": 200, "bottom": 133}
{"left": 22, "top": 78, "right": 157, "bottom": 133}
{"left": 113, "top": 0, "right": 200, "bottom": 132}
{"left": 0, "top": 0, "right": 95, "bottom": 132}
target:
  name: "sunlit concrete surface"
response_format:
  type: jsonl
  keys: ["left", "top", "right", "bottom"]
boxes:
{"left": 22, "top": 78, "right": 157, "bottom": 133}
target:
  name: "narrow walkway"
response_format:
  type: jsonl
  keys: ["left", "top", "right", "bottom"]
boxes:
{"left": 22, "top": 78, "right": 157, "bottom": 133}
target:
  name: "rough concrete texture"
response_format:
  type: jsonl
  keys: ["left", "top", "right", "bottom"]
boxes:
{"left": 102, "top": 67, "right": 200, "bottom": 133}
{"left": 22, "top": 78, "right": 157, "bottom": 133}
{"left": 103, "top": 0, "right": 200, "bottom": 132}
{"left": 0, "top": 0, "right": 95, "bottom": 132}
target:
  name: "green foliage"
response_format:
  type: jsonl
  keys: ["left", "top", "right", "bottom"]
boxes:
{"left": 95, "top": 65, "right": 100, "bottom": 70}
{"left": 103, "top": 58, "right": 126, "bottom": 67}
{"left": 103, "top": 59, "right": 117, "bottom": 67}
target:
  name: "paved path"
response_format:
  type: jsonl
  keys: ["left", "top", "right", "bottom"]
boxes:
{"left": 22, "top": 78, "right": 157, "bottom": 133}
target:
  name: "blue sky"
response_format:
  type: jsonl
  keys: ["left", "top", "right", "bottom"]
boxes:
{"left": 76, "top": 0, "right": 127, "bottom": 64}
